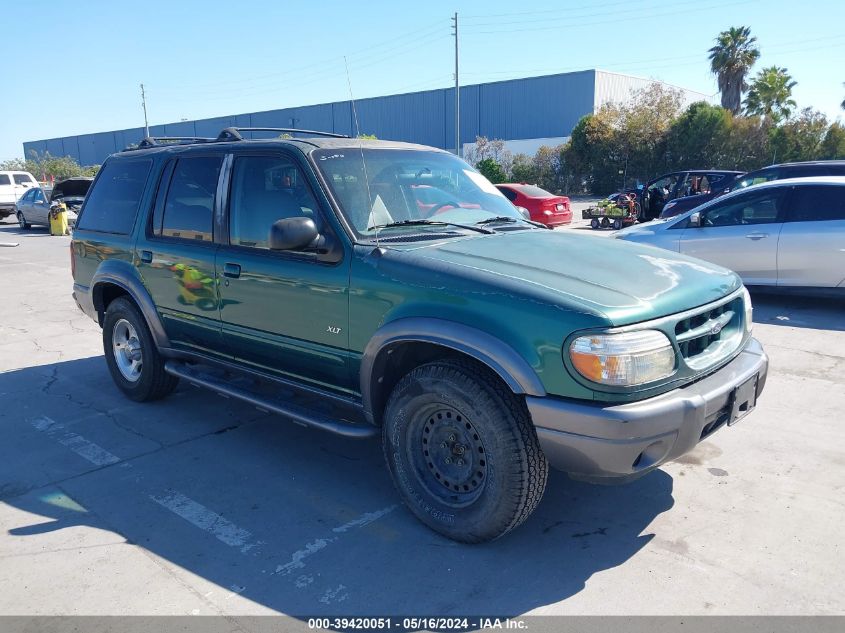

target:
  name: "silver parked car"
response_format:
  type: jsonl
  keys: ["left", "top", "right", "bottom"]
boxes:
{"left": 614, "top": 176, "right": 845, "bottom": 293}
{"left": 15, "top": 177, "right": 92, "bottom": 230}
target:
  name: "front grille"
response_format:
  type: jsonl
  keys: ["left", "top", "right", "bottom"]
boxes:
{"left": 673, "top": 295, "right": 744, "bottom": 371}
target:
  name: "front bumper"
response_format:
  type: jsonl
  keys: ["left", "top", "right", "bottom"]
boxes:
{"left": 527, "top": 337, "right": 768, "bottom": 483}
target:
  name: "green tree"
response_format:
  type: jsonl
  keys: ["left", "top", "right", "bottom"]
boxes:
{"left": 769, "top": 108, "right": 829, "bottom": 163}
{"left": 821, "top": 122, "right": 845, "bottom": 159}
{"left": 1, "top": 152, "right": 99, "bottom": 181}
{"left": 666, "top": 102, "right": 731, "bottom": 169}
{"left": 510, "top": 153, "right": 537, "bottom": 183}
{"left": 744, "top": 66, "right": 797, "bottom": 123}
{"left": 709, "top": 26, "right": 760, "bottom": 115}
{"left": 476, "top": 158, "right": 507, "bottom": 184}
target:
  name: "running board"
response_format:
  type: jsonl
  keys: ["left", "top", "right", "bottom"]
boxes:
{"left": 164, "top": 360, "right": 377, "bottom": 439}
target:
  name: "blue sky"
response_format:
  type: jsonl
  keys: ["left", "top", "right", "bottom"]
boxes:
{"left": 1, "top": 0, "right": 843, "bottom": 161}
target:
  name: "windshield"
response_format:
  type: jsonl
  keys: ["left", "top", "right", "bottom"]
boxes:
{"left": 313, "top": 148, "right": 522, "bottom": 237}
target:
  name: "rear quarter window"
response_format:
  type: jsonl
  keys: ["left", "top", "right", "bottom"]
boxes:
{"left": 0, "top": 175, "right": 10, "bottom": 185}
{"left": 76, "top": 159, "right": 152, "bottom": 234}
{"left": 13, "top": 174, "right": 35, "bottom": 185}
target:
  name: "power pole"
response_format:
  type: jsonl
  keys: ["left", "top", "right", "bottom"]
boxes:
{"left": 451, "top": 12, "right": 460, "bottom": 156}
{"left": 140, "top": 83, "right": 150, "bottom": 138}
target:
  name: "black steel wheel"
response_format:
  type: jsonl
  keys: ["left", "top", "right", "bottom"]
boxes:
{"left": 382, "top": 358, "right": 549, "bottom": 543}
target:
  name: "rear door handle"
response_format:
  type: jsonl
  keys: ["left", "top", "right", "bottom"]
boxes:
{"left": 745, "top": 232, "right": 768, "bottom": 240}
{"left": 223, "top": 263, "right": 241, "bottom": 278}
{"left": 139, "top": 250, "right": 153, "bottom": 263}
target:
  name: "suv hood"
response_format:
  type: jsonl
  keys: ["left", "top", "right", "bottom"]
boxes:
{"left": 402, "top": 230, "right": 741, "bottom": 325}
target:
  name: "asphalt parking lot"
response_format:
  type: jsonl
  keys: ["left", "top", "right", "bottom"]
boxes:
{"left": 0, "top": 214, "right": 843, "bottom": 617}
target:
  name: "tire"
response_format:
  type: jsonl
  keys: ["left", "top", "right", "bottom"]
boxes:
{"left": 590, "top": 218, "right": 600, "bottom": 229}
{"left": 17, "top": 212, "right": 30, "bottom": 230}
{"left": 102, "top": 297, "right": 178, "bottom": 402}
{"left": 612, "top": 219, "right": 622, "bottom": 230}
{"left": 600, "top": 216, "right": 610, "bottom": 228}
{"left": 382, "top": 358, "right": 549, "bottom": 543}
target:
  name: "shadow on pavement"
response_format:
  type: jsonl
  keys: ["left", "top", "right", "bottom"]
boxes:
{"left": 750, "top": 290, "right": 845, "bottom": 332}
{"left": 1, "top": 356, "right": 674, "bottom": 616}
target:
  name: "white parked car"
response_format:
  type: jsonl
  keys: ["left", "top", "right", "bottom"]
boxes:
{"left": 614, "top": 176, "right": 845, "bottom": 294}
{"left": 0, "top": 171, "right": 38, "bottom": 220}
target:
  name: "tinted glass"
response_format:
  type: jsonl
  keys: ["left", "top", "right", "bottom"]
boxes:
{"left": 497, "top": 186, "right": 517, "bottom": 202}
{"left": 160, "top": 157, "right": 222, "bottom": 242}
{"left": 229, "top": 155, "right": 321, "bottom": 249}
{"left": 788, "top": 185, "right": 845, "bottom": 222}
{"left": 702, "top": 189, "right": 784, "bottom": 227}
{"left": 20, "top": 189, "right": 34, "bottom": 202}
{"left": 13, "top": 174, "right": 34, "bottom": 185}
{"left": 731, "top": 169, "right": 777, "bottom": 191}
{"left": 33, "top": 189, "right": 44, "bottom": 203}
{"left": 77, "top": 159, "right": 152, "bottom": 234}
{"left": 514, "top": 184, "right": 553, "bottom": 197}
{"left": 0, "top": 175, "right": 10, "bottom": 185}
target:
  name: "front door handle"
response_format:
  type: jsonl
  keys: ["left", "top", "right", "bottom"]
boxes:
{"left": 223, "top": 263, "right": 241, "bottom": 278}
{"left": 139, "top": 250, "right": 153, "bottom": 263}
{"left": 745, "top": 232, "right": 769, "bottom": 240}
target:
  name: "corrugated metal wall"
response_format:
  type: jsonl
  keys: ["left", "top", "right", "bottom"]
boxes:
{"left": 22, "top": 69, "right": 709, "bottom": 164}
{"left": 593, "top": 70, "right": 712, "bottom": 110}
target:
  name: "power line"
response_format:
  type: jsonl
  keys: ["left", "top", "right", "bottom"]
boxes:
{"left": 462, "top": 0, "right": 753, "bottom": 35}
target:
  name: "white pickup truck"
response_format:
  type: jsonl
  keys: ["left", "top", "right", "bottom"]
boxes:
{"left": 0, "top": 171, "right": 38, "bottom": 219}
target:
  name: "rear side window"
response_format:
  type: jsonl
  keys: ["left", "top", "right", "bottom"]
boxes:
{"left": 77, "top": 159, "right": 152, "bottom": 234}
{"left": 788, "top": 186, "right": 845, "bottom": 222}
{"left": 497, "top": 187, "right": 517, "bottom": 202}
{"left": 0, "top": 175, "right": 10, "bottom": 185}
{"left": 159, "top": 156, "right": 222, "bottom": 242}
{"left": 515, "top": 185, "right": 552, "bottom": 197}
{"left": 13, "top": 174, "right": 34, "bottom": 185}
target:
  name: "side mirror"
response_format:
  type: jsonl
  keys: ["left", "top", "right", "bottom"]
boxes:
{"left": 689, "top": 212, "right": 701, "bottom": 227}
{"left": 269, "top": 217, "right": 320, "bottom": 251}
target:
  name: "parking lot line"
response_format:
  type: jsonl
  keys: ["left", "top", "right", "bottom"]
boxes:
{"left": 274, "top": 505, "right": 397, "bottom": 577}
{"left": 31, "top": 416, "right": 121, "bottom": 467}
{"left": 150, "top": 490, "right": 262, "bottom": 553}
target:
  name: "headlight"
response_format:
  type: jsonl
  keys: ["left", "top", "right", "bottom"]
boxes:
{"left": 569, "top": 330, "right": 675, "bottom": 386}
{"left": 742, "top": 287, "right": 753, "bottom": 333}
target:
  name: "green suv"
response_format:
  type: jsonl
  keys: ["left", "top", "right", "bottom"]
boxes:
{"left": 71, "top": 128, "right": 768, "bottom": 543}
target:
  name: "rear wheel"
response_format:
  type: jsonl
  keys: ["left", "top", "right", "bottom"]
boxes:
{"left": 103, "top": 297, "right": 178, "bottom": 402}
{"left": 612, "top": 218, "right": 622, "bottom": 230}
{"left": 590, "top": 218, "right": 600, "bottom": 229}
{"left": 382, "top": 359, "right": 549, "bottom": 543}
{"left": 17, "top": 212, "right": 30, "bottom": 230}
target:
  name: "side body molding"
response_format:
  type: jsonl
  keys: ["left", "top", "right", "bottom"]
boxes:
{"left": 360, "top": 317, "right": 546, "bottom": 422}
{"left": 91, "top": 259, "right": 171, "bottom": 349}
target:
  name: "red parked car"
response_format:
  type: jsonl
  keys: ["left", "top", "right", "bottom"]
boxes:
{"left": 495, "top": 183, "right": 572, "bottom": 226}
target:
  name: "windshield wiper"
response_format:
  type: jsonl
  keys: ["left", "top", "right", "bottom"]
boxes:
{"left": 476, "top": 216, "right": 518, "bottom": 225}
{"left": 368, "top": 219, "right": 493, "bottom": 234}
{"left": 476, "top": 216, "right": 549, "bottom": 229}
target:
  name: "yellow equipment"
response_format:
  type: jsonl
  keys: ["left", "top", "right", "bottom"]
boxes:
{"left": 49, "top": 202, "right": 69, "bottom": 236}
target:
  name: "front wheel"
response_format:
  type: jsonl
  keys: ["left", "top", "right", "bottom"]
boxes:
{"left": 17, "top": 212, "right": 30, "bottom": 229}
{"left": 382, "top": 359, "right": 549, "bottom": 543}
{"left": 102, "top": 297, "right": 178, "bottom": 402}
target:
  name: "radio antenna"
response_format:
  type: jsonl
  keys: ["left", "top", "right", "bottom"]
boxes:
{"left": 344, "top": 56, "right": 377, "bottom": 247}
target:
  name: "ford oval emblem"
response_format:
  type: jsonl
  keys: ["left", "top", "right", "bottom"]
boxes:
{"left": 710, "top": 323, "right": 723, "bottom": 335}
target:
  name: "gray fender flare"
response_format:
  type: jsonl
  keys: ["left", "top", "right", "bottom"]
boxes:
{"left": 91, "top": 259, "right": 170, "bottom": 349}
{"left": 361, "top": 317, "right": 546, "bottom": 422}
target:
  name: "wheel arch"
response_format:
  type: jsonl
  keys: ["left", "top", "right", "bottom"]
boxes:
{"left": 91, "top": 260, "right": 170, "bottom": 349}
{"left": 361, "top": 317, "right": 546, "bottom": 426}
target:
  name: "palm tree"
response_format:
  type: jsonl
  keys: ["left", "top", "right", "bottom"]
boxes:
{"left": 744, "top": 66, "right": 798, "bottom": 123}
{"left": 709, "top": 26, "right": 760, "bottom": 114}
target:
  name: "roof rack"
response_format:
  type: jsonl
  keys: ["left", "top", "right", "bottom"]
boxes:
{"left": 217, "top": 127, "right": 349, "bottom": 141}
{"left": 124, "top": 136, "right": 216, "bottom": 151}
